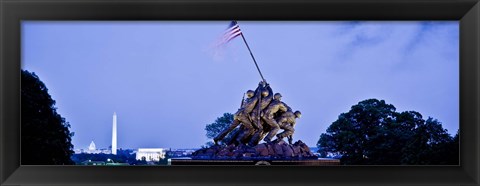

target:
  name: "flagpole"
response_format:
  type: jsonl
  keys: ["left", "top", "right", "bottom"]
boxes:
{"left": 234, "top": 21, "right": 266, "bottom": 83}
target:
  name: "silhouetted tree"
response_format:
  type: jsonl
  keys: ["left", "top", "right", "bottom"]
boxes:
{"left": 21, "top": 70, "right": 74, "bottom": 165}
{"left": 318, "top": 98, "right": 458, "bottom": 165}
{"left": 157, "top": 152, "right": 170, "bottom": 165}
{"left": 204, "top": 113, "right": 238, "bottom": 145}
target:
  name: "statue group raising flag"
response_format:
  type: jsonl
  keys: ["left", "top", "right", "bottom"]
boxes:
{"left": 191, "top": 21, "right": 317, "bottom": 160}
{"left": 213, "top": 81, "right": 302, "bottom": 147}
{"left": 214, "top": 21, "right": 301, "bottom": 145}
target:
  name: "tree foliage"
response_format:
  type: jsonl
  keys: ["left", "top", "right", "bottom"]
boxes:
{"left": 21, "top": 70, "right": 75, "bottom": 165}
{"left": 204, "top": 113, "right": 237, "bottom": 145}
{"left": 71, "top": 149, "right": 141, "bottom": 165}
{"left": 317, "top": 99, "right": 458, "bottom": 165}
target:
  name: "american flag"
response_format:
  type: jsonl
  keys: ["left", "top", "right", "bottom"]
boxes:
{"left": 219, "top": 21, "right": 242, "bottom": 45}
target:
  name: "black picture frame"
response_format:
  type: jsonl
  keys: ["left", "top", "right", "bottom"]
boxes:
{"left": 1, "top": 0, "right": 478, "bottom": 185}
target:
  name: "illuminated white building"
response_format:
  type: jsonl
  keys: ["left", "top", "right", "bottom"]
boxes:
{"left": 88, "top": 141, "right": 96, "bottom": 151}
{"left": 136, "top": 148, "right": 166, "bottom": 162}
{"left": 112, "top": 112, "right": 117, "bottom": 155}
{"left": 81, "top": 141, "right": 111, "bottom": 154}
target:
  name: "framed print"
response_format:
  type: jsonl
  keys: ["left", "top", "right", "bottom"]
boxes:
{"left": 1, "top": 0, "right": 479, "bottom": 185}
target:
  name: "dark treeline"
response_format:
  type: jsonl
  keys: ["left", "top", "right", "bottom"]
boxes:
{"left": 71, "top": 149, "right": 140, "bottom": 165}
{"left": 71, "top": 149, "right": 172, "bottom": 165}
{"left": 21, "top": 70, "right": 75, "bottom": 165}
{"left": 317, "top": 99, "right": 459, "bottom": 165}
{"left": 21, "top": 70, "right": 172, "bottom": 165}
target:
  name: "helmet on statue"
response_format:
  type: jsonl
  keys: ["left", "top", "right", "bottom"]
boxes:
{"left": 261, "top": 90, "right": 269, "bottom": 97}
{"left": 294, "top": 111, "right": 302, "bottom": 118}
{"left": 246, "top": 90, "right": 255, "bottom": 98}
{"left": 274, "top": 93, "right": 282, "bottom": 100}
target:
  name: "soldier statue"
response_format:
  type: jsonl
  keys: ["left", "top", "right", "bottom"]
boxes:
{"left": 213, "top": 80, "right": 304, "bottom": 147}
{"left": 274, "top": 110, "right": 301, "bottom": 145}
{"left": 248, "top": 82, "right": 273, "bottom": 146}
{"left": 261, "top": 93, "right": 288, "bottom": 143}
{"left": 213, "top": 83, "right": 262, "bottom": 145}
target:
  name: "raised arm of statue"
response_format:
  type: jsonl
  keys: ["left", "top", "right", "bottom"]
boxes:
{"left": 266, "top": 85, "right": 273, "bottom": 100}
{"left": 253, "top": 85, "right": 262, "bottom": 100}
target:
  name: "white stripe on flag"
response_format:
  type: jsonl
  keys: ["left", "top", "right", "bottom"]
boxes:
{"left": 221, "top": 22, "right": 242, "bottom": 44}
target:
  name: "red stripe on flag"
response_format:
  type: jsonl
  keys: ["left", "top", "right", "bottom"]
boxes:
{"left": 220, "top": 22, "right": 242, "bottom": 45}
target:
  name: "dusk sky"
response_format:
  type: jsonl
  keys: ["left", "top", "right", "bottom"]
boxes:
{"left": 22, "top": 21, "right": 459, "bottom": 149}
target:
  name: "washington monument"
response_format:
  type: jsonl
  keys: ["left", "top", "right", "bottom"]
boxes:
{"left": 112, "top": 112, "right": 117, "bottom": 155}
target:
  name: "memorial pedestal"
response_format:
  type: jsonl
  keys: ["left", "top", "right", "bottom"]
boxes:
{"left": 170, "top": 158, "right": 340, "bottom": 165}
{"left": 177, "top": 140, "right": 340, "bottom": 165}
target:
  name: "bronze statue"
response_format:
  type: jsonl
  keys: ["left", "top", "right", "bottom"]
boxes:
{"left": 261, "top": 93, "right": 288, "bottom": 142}
{"left": 275, "top": 110, "right": 301, "bottom": 144}
{"left": 213, "top": 80, "right": 304, "bottom": 148}
{"left": 248, "top": 82, "right": 273, "bottom": 146}
{"left": 214, "top": 84, "right": 262, "bottom": 145}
